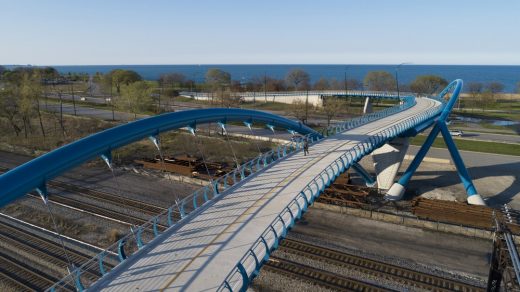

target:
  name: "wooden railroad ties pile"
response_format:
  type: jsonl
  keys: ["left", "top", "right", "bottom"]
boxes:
{"left": 135, "top": 154, "right": 233, "bottom": 180}
{"left": 411, "top": 198, "right": 494, "bottom": 229}
{"left": 315, "top": 170, "right": 520, "bottom": 235}
{"left": 316, "top": 173, "right": 386, "bottom": 209}
{"left": 411, "top": 198, "right": 520, "bottom": 234}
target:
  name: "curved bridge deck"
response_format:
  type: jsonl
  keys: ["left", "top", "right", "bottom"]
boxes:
{"left": 91, "top": 98, "right": 440, "bottom": 291}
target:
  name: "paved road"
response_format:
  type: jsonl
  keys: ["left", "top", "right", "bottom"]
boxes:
{"left": 43, "top": 103, "right": 140, "bottom": 121}
{"left": 457, "top": 131, "right": 520, "bottom": 144}
{"left": 405, "top": 145, "right": 520, "bottom": 208}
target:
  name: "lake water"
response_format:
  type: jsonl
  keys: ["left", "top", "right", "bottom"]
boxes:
{"left": 5, "top": 64, "right": 520, "bottom": 92}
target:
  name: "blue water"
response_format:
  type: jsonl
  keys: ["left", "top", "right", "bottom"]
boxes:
{"left": 6, "top": 64, "right": 520, "bottom": 92}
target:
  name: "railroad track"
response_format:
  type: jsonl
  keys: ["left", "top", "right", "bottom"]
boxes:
{"left": 0, "top": 250, "right": 61, "bottom": 291}
{"left": 26, "top": 192, "right": 165, "bottom": 229}
{"left": 0, "top": 166, "right": 167, "bottom": 218}
{"left": 47, "top": 180, "right": 166, "bottom": 216}
{"left": 264, "top": 256, "right": 387, "bottom": 292}
{"left": 278, "top": 238, "right": 484, "bottom": 292}
{"left": 0, "top": 220, "right": 108, "bottom": 275}
{"left": 0, "top": 218, "right": 115, "bottom": 291}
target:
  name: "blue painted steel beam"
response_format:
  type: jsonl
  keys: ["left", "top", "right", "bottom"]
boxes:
{"left": 352, "top": 162, "right": 376, "bottom": 187}
{"left": 438, "top": 123, "right": 478, "bottom": 196}
{"left": 387, "top": 79, "right": 484, "bottom": 205}
{"left": 0, "top": 108, "right": 320, "bottom": 207}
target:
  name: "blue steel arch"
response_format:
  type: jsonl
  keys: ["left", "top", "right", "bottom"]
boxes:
{"left": 0, "top": 108, "right": 319, "bottom": 207}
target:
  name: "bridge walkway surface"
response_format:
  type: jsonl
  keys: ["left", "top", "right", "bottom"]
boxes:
{"left": 91, "top": 98, "right": 440, "bottom": 291}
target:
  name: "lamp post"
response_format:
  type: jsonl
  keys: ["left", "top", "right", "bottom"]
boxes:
{"left": 344, "top": 66, "right": 348, "bottom": 97}
{"left": 395, "top": 62, "right": 411, "bottom": 98}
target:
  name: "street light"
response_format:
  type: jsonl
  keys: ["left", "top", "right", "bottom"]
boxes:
{"left": 344, "top": 65, "right": 350, "bottom": 97}
{"left": 395, "top": 62, "right": 412, "bottom": 98}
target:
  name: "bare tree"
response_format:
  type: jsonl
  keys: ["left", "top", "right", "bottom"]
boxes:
{"left": 346, "top": 79, "right": 363, "bottom": 90}
{"left": 486, "top": 82, "right": 504, "bottom": 102}
{"left": 289, "top": 99, "right": 310, "bottom": 123}
{"left": 467, "top": 82, "right": 483, "bottom": 112}
{"left": 313, "top": 77, "right": 330, "bottom": 90}
{"left": 363, "top": 71, "right": 395, "bottom": 91}
{"left": 159, "top": 73, "right": 186, "bottom": 88}
{"left": 217, "top": 89, "right": 242, "bottom": 108}
{"left": 410, "top": 75, "right": 448, "bottom": 95}
{"left": 322, "top": 97, "right": 346, "bottom": 126}
{"left": 286, "top": 69, "right": 310, "bottom": 91}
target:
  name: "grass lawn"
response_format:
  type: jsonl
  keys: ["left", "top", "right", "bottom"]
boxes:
{"left": 410, "top": 135, "right": 520, "bottom": 156}
{"left": 454, "top": 110, "right": 520, "bottom": 121}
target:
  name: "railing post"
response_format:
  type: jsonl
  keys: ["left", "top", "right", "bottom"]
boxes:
{"left": 98, "top": 251, "right": 107, "bottom": 276}
{"left": 117, "top": 238, "right": 127, "bottom": 262}
{"left": 167, "top": 207, "right": 174, "bottom": 227}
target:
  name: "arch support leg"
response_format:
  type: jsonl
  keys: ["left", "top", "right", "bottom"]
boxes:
{"left": 438, "top": 123, "right": 484, "bottom": 205}
{"left": 385, "top": 122, "right": 484, "bottom": 205}
{"left": 352, "top": 162, "right": 376, "bottom": 187}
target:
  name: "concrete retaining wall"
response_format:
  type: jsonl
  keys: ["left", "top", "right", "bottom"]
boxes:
{"left": 313, "top": 202, "right": 495, "bottom": 240}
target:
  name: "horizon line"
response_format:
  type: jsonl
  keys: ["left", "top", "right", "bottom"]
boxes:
{"left": 3, "top": 63, "right": 520, "bottom": 67}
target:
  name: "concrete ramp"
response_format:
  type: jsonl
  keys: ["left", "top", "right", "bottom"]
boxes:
{"left": 371, "top": 137, "right": 409, "bottom": 191}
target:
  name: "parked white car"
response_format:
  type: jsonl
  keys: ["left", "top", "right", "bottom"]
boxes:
{"left": 449, "top": 130, "right": 464, "bottom": 137}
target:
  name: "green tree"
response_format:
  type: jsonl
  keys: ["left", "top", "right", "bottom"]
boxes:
{"left": 21, "top": 71, "right": 47, "bottom": 138}
{"left": 117, "top": 81, "right": 152, "bottom": 119}
{"left": 205, "top": 69, "right": 231, "bottom": 104}
{"left": 286, "top": 69, "right": 310, "bottom": 90}
{"left": 363, "top": 71, "right": 396, "bottom": 91}
{"left": 106, "top": 69, "right": 142, "bottom": 94}
{"left": 0, "top": 65, "right": 6, "bottom": 80}
{"left": 205, "top": 69, "right": 231, "bottom": 88}
{"left": 0, "top": 86, "right": 23, "bottom": 136}
{"left": 410, "top": 75, "right": 448, "bottom": 95}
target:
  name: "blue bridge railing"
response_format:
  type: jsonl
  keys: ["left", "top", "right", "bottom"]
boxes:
{"left": 217, "top": 96, "right": 445, "bottom": 291}
{"left": 46, "top": 92, "right": 443, "bottom": 291}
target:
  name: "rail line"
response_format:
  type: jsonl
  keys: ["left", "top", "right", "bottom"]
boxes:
{"left": 264, "top": 257, "right": 386, "bottom": 292}
{"left": 25, "top": 192, "right": 164, "bottom": 229}
{"left": 47, "top": 180, "right": 166, "bottom": 216}
{"left": 0, "top": 250, "right": 61, "bottom": 291}
{"left": 0, "top": 166, "right": 167, "bottom": 219}
{"left": 278, "top": 238, "right": 484, "bottom": 292}
{"left": 0, "top": 218, "right": 115, "bottom": 291}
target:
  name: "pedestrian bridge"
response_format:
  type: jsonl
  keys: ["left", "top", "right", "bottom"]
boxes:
{"left": 0, "top": 80, "right": 480, "bottom": 291}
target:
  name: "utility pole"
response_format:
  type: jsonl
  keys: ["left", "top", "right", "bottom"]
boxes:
{"left": 305, "top": 90, "right": 309, "bottom": 124}
{"left": 395, "top": 62, "right": 411, "bottom": 98}
{"left": 344, "top": 71, "right": 347, "bottom": 97}
{"left": 395, "top": 70, "right": 400, "bottom": 98}
{"left": 70, "top": 82, "right": 77, "bottom": 116}
{"left": 264, "top": 72, "right": 267, "bottom": 103}
{"left": 110, "top": 84, "right": 115, "bottom": 121}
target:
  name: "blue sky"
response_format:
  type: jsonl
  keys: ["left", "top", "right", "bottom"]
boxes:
{"left": 1, "top": 0, "right": 519, "bottom": 65}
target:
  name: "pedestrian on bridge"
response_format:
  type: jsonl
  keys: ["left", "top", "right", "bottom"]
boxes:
{"left": 303, "top": 137, "right": 309, "bottom": 156}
